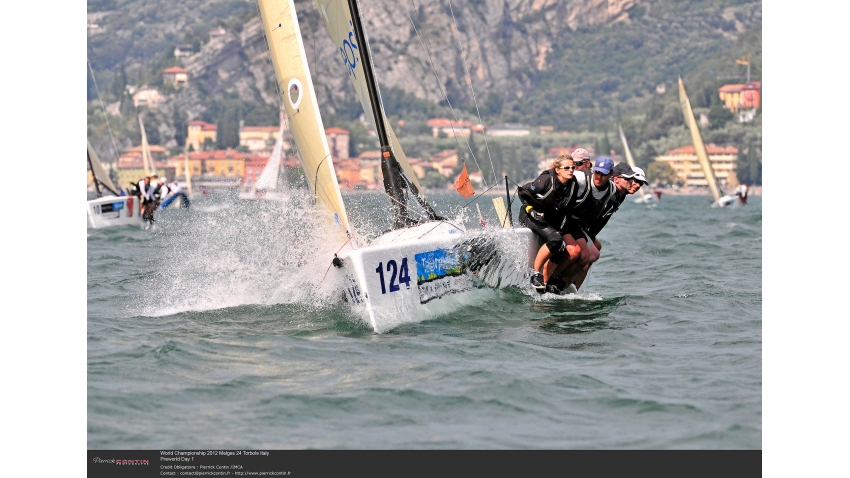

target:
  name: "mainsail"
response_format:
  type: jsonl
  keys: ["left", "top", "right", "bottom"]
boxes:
{"left": 253, "top": 124, "right": 286, "bottom": 192}
{"left": 138, "top": 116, "right": 157, "bottom": 177}
{"left": 678, "top": 77, "right": 720, "bottom": 203}
{"left": 257, "top": 0, "right": 351, "bottom": 236}
{"left": 315, "top": 0, "right": 441, "bottom": 226}
{"left": 87, "top": 140, "right": 119, "bottom": 196}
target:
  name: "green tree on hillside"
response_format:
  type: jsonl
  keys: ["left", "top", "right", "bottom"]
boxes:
{"left": 216, "top": 106, "right": 240, "bottom": 149}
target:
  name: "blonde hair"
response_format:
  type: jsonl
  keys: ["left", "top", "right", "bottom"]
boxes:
{"left": 551, "top": 153, "right": 573, "bottom": 170}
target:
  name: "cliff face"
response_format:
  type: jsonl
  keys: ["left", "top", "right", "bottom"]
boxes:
{"left": 173, "top": 0, "right": 638, "bottom": 117}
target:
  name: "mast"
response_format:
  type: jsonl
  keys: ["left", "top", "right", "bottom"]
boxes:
{"left": 678, "top": 77, "right": 721, "bottom": 203}
{"left": 344, "top": 0, "right": 408, "bottom": 227}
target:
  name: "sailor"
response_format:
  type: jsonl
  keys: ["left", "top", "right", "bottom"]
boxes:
{"left": 543, "top": 157, "right": 621, "bottom": 293}
{"left": 136, "top": 176, "right": 152, "bottom": 217}
{"left": 517, "top": 153, "right": 581, "bottom": 291}
{"left": 735, "top": 183, "right": 749, "bottom": 204}
{"left": 558, "top": 164, "right": 645, "bottom": 291}
{"left": 571, "top": 148, "right": 592, "bottom": 172}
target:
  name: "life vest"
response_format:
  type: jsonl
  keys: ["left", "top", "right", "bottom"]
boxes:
{"left": 569, "top": 171, "right": 617, "bottom": 225}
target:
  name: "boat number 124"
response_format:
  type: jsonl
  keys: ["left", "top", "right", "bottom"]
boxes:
{"left": 374, "top": 258, "right": 411, "bottom": 294}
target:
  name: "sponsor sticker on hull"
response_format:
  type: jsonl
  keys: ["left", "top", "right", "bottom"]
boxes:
{"left": 414, "top": 247, "right": 471, "bottom": 304}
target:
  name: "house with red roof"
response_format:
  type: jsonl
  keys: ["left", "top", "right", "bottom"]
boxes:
{"left": 325, "top": 127, "right": 350, "bottom": 159}
{"left": 427, "top": 118, "right": 472, "bottom": 138}
{"left": 162, "top": 66, "right": 189, "bottom": 87}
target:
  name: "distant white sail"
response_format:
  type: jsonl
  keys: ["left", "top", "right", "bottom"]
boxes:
{"left": 314, "top": 0, "right": 424, "bottom": 194}
{"left": 257, "top": 0, "right": 351, "bottom": 236}
{"left": 87, "top": 140, "right": 118, "bottom": 194}
{"left": 253, "top": 124, "right": 286, "bottom": 192}
{"left": 679, "top": 77, "right": 720, "bottom": 203}
{"left": 138, "top": 116, "right": 157, "bottom": 177}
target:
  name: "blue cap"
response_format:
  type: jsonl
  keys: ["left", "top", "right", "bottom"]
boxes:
{"left": 593, "top": 156, "right": 614, "bottom": 175}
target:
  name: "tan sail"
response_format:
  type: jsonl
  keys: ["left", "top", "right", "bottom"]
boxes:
{"left": 183, "top": 142, "right": 193, "bottom": 196}
{"left": 678, "top": 77, "right": 720, "bottom": 202}
{"left": 138, "top": 116, "right": 157, "bottom": 177}
{"left": 314, "top": 0, "right": 424, "bottom": 194}
{"left": 257, "top": 0, "right": 351, "bottom": 236}
{"left": 87, "top": 140, "right": 119, "bottom": 194}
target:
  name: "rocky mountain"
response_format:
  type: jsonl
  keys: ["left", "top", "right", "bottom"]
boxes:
{"left": 87, "top": 0, "right": 761, "bottom": 158}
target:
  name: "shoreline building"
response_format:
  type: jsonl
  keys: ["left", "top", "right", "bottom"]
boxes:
{"left": 654, "top": 144, "right": 738, "bottom": 188}
{"left": 718, "top": 82, "right": 761, "bottom": 123}
{"left": 187, "top": 121, "right": 217, "bottom": 152}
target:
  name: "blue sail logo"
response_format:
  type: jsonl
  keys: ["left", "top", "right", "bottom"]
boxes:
{"left": 339, "top": 20, "right": 358, "bottom": 79}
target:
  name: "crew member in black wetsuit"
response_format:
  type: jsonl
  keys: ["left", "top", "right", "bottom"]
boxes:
{"left": 517, "top": 153, "right": 581, "bottom": 292}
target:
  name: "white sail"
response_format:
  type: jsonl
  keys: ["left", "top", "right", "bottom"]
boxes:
{"left": 138, "top": 116, "right": 157, "bottom": 177}
{"left": 87, "top": 140, "right": 118, "bottom": 194}
{"left": 679, "top": 77, "right": 720, "bottom": 203}
{"left": 314, "top": 0, "right": 424, "bottom": 193}
{"left": 253, "top": 124, "right": 286, "bottom": 192}
{"left": 257, "top": 0, "right": 351, "bottom": 236}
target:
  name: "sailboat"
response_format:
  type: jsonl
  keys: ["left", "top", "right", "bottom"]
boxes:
{"left": 678, "top": 78, "right": 737, "bottom": 208}
{"left": 617, "top": 124, "right": 656, "bottom": 204}
{"left": 238, "top": 124, "right": 287, "bottom": 200}
{"left": 87, "top": 141, "right": 142, "bottom": 228}
{"left": 257, "top": 0, "right": 538, "bottom": 332}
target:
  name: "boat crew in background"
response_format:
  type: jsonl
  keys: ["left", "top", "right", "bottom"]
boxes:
{"left": 517, "top": 153, "right": 581, "bottom": 292}
{"left": 735, "top": 183, "right": 749, "bottom": 205}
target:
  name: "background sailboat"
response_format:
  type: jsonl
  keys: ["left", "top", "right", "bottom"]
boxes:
{"left": 87, "top": 141, "right": 141, "bottom": 228}
{"left": 678, "top": 77, "right": 736, "bottom": 208}
{"left": 618, "top": 123, "right": 656, "bottom": 204}
{"left": 238, "top": 124, "right": 287, "bottom": 200}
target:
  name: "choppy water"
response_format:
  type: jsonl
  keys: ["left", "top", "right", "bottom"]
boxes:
{"left": 87, "top": 191, "right": 761, "bottom": 449}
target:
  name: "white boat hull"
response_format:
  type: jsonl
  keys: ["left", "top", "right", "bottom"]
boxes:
{"left": 633, "top": 193, "right": 657, "bottom": 204}
{"left": 335, "top": 222, "right": 539, "bottom": 333}
{"left": 712, "top": 194, "right": 738, "bottom": 208}
{"left": 87, "top": 195, "right": 142, "bottom": 229}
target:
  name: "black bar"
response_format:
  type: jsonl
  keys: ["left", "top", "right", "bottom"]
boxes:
{"left": 87, "top": 450, "right": 761, "bottom": 478}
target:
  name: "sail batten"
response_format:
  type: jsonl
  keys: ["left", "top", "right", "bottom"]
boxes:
{"left": 258, "top": 0, "right": 351, "bottom": 236}
{"left": 679, "top": 77, "right": 720, "bottom": 202}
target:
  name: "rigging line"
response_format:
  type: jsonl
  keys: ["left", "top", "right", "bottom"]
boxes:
{"left": 320, "top": 236, "right": 353, "bottom": 283}
{"left": 445, "top": 0, "right": 498, "bottom": 187}
{"left": 87, "top": 59, "right": 122, "bottom": 164}
{"left": 398, "top": 0, "right": 488, "bottom": 188}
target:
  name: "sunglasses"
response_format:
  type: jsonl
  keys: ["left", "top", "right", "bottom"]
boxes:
{"left": 559, "top": 166, "right": 576, "bottom": 171}
{"left": 573, "top": 160, "right": 588, "bottom": 165}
